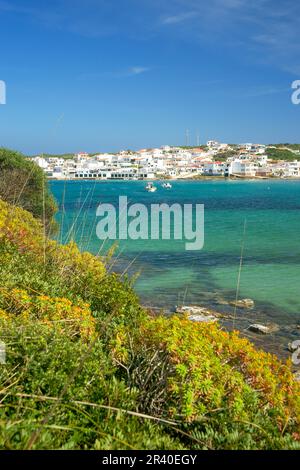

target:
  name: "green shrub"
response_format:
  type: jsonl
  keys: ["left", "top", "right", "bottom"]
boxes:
{"left": 0, "top": 199, "right": 142, "bottom": 329}
{"left": 266, "top": 147, "right": 298, "bottom": 161}
{"left": 112, "top": 315, "right": 300, "bottom": 449}
{"left": 0, "top": 148, "right": 57, "bottom": 231}
{"left": 0, "top": 317, "right": 183, "bottom": 450}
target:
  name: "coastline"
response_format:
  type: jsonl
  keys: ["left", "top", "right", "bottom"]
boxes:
{"left": 47, "top": 176, "right": 300, "bottom": 182}
{"left": 49, "top": 178, "right": 300, "bottom": 362}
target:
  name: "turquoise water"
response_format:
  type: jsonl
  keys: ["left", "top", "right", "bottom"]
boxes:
{"left": 50, "top": 179, "right": 300, "bottom": 355}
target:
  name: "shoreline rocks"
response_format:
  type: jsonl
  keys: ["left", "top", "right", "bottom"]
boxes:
{"left": 176, "top": 305, "right": 220, "bottom": 323}
{"left": 188, "top": 314, "right": 218, "bottom": 323}
{"left": 171, "top": 304, "right": 283, "bottom": 337}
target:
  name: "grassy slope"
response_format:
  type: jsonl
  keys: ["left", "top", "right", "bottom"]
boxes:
{"left": 0, "top": 199, "right": 300, "bottom": 450}
{"left": 266, "top": 147, "right": 300, "bottom": 161}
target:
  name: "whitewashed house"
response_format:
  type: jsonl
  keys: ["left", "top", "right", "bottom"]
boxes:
{"left": 231, "top": 160, "right": 258, "bottom": 177}
{"left": 283, "top": 161, "right": 300, "bottom": 177}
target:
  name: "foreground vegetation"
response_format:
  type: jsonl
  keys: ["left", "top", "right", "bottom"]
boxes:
{"left": 0, "top": 198, "right": 300, "bottom": 450}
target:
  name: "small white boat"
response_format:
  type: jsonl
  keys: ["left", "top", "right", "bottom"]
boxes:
{"left": 162, "top": 182, "right": 172, "bottom": 189}
{"left": 145, "top": 182, "right": 157, "bottom": 192}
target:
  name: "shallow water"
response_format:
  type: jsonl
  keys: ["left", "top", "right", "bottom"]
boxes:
{"left": 50, "top": 179, "right": 300, "bottom": 358}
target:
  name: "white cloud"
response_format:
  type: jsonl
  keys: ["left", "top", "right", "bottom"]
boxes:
{"left": 155, "top": 0, "right": 300, "bottom": 74}
{"left": 242, "top": 86, "right": 290, "bottom": 98}
{"left": 161, "top": 11, "right": 198, "bottom": 25}
{"left": 2, "top": 0, "right": 300, "bottom": 74}
{"left": 128, "top": 66, "right": 150, "bottom": 76}
{"left": 77, "top": 66, "right": 151, "bottom": 81}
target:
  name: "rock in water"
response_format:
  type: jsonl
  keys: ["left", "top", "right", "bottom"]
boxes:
{"left": 248, "top": 323, "right": 279, "bottom": 335}
{"left": 188, "top": 314, "right": 218, "bottom": 323}
{"left": 176, "top": 305, "right": 221, "bottom": 316}
{"left": 230, "top": 299, "right": 255, "bottom": 309}
{"left": 176, "top": 305, "right": 220, "bottom": 323}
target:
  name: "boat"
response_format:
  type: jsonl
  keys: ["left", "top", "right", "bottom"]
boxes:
{"left": 162, "top": 182, "right": 172, "bottom": 189}
{"left": 145, "top": 182, "right": 157, "bottom": 192}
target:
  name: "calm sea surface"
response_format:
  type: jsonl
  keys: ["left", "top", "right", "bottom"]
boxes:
{"left": 50, "top": 180, "right": 300, "bottom": 357}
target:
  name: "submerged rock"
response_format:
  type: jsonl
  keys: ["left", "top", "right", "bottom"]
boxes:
{"left": 248, "top": 323, "right": 279, "bottom": 335}
{"left": 216, "top": 299, "right": 230, "bottom": 306}
{"left": 230, "top": 299, "right": 255, "bottom": 309}
{"left": 197, "top": 291, "right": 221, "bottom": 300}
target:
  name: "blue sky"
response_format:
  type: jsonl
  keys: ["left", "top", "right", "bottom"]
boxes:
{"left": 1, "top": 0, "right": 300, "bottom": 154}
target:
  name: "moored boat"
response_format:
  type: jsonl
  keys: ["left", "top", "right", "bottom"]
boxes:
{"left": 145, "top": 182, "right": 157, "bottom": 192}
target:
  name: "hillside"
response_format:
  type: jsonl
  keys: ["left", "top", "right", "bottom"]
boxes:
{"left": 0, "top": 199, "right": 300, "bottom": 449}
{"left": 266, "top": 147, "right": 300, "bottom": 161}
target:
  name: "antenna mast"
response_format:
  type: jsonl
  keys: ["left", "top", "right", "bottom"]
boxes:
{"left": 185, "top": 129, "right": 190, "bottom": 147}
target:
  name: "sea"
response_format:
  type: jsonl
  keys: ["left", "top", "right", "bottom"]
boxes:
{"left": 50, "top": 179, "right": 300, "bottom": 358}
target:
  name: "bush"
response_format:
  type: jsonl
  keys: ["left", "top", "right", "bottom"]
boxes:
{"left": 0, "top": 148, "right": 57, "bottom": 231}
{"left": 0, "top": 199, "right": 142, "bottom": 328}
{"left": 0, "top": 317, "right": 182, "bottom": 450}
{"left": 0, "top": 288, "right": 95, "bottom": 340}
{"left": 112, "top": 315, "right": 300, "bottom": 449}
{"left": 266, "top": 147, "right": 298, "bottom": 161}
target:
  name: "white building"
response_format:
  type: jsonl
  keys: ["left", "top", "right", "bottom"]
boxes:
{"left": 75, "top": 152, "right": 90, "bottom": 162}
{"left": 203, "top": 162, "right": 228, "bottom": 176}
{"left": 283, "top": 161, "right": 300, "bottom": 178}
{"left": 243, "top": 143, "right": 266, "bottom": 154}
{"left": 230, "top": 160, "right": 258, "bottom": 177}
{"left": 34, "top": 156, "right": 49, "bottom": 169}
{"left": 207, "top": 140, "right": 229, "bottom": 151}
{"left": 48, "top": 167, "right": 66, "bottom": 179}
{"left": 207, "top": 140, "right": 220, "bottom": 150}
{"left": 253, "top": 153, "right": 268, "bottom": 165}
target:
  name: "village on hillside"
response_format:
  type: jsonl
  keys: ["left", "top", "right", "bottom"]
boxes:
{"left": 30, "top": 141, "right": 300, "bottom": 180}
